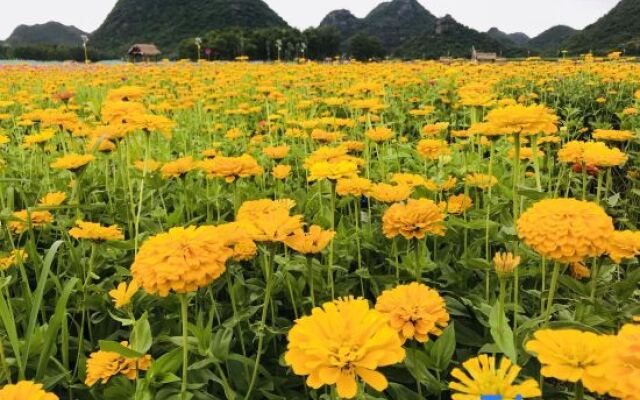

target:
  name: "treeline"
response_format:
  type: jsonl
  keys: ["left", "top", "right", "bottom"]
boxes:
{"left": 0, "top": 27, "right": 390, "bottom": 62}
{"left": 177, "top": 27, "right": 387, "bottom": 61}
{"left": 0, "top": 44, "right": 116, "bottom": 62}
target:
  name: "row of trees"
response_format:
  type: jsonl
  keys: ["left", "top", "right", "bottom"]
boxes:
{"left": 177, "top": 27, "right": 386, "bottom": 61}
{"left": 0, "top": 44, "right": 115, "bottom": 62}
{"left": 0, "top": 28, "right": 388, "bottom": 62}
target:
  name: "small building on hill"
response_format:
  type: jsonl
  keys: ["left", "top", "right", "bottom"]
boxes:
{"left": 471, "top": 46, "right": 498, "bottom": 63}
{"left": 127, "top": 44, "right": 161, "bottom": 62}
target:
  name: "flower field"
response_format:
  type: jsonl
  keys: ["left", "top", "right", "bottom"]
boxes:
{"left": 0, "top": 58, "right": 639, "bottom": 400}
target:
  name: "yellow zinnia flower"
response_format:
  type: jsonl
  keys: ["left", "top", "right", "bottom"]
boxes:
{"left": 336, "top": 177, "right": 372, "bottom": 197}
{"left": 108, "top": 281, "right": 139, "bottom": 309}
{"left": 69, "top": 220, "right": 124, "bottom": 241}
{"left": 606, "top": 230, "right": 640, "bottom": 263}
{"left": 464, "top": 173, "right": 497, "bottom": 190}
{"left": 85, "top": 341, "right": 152, "bottom": 386}
{"left": 38, "top": 192, "right": 66, "bottom": 206}
{"left": 366, "top": 126, "right": 394, "bottom": 143}
{"left": 50, "top": 153, "right": 95, "bottom": 172}
{"left": 160, "top": 156, "right": 195, "bottom": 178}
{"left": 581, "top": 141, "right": 628, "bottom": 167}
{"left": 592, "top": 129, "right": 635, "bottom": 142}
{"left": 0, "top": 249, "right": 28, "bottom": 271}
{"left": 284, "top": 298, "right": 405, "bottom": 398}
{"left": 493, "top": 252, "right": 521, "bottom": 277}
{"left": 486, "top": 104, "right": 558, "bottom": 135}
{"left": 199, "top": 154, "right": 264, "bottom": 182}
{"left": 449, "top": 354, "right": 541, "bottom": 400}
{"left": 369, "top": 183, "right": 412, "bottom": 203}
{"left": 131, "top": 226, "right": 233, "bottom": 297}
{"left": 606, "top": 323, "right": 640, "bottom": 399}
{"left": 526, "top": 329, "right": 614, "bottom": 395}
{"left": 443, "top": 194, "right": 473, "bottom": 215}
{"left": 236, "top": 199, "right": 303, "bottom": 243}
{"left": 0, "top": 381, "right": 59, "bottom": 400}
{"left": 517, "top": 198, "right": 614, "bottom": 262}
{"left": 375, "top": 282, "right": 449, "bottom": 343}
{"left": 262, "top": 145, "right": 290, "bottom": 160}
{"left": 9, "top": 210, "right": 54, "bottom": 233}
{"left": 382, "top": 198, "right": 446, "bottom": 239}
{"left": 417, "top": 139, "right": 451, "bottom": 160}
{"left": 284, "top": 225, "right": 335, "bottom": 254}
{"left": 307, "top": 161, "right": 358, "bottom": 182}
{"left": 271, "top": 164, "right": 291, "bottom": 180}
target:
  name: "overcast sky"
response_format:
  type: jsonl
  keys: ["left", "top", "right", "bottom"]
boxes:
{"left": 0, "top": 0, "right": 620, "bottom": 40}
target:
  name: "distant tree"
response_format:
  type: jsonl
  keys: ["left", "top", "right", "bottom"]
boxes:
{"left": 304, "top": 27, "right": 341, "bottom": 60}
{"left": 349, "top": 33, "right": 386, "bottom": 61}
{"left": 6, "top": 45, "right": 114, "bottom": 61}
{"left": 179, "top": 27, "right": 311, "bottom": 61}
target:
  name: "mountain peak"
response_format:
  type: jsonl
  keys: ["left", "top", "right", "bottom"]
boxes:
{"left": 530, "top": 25, "right": 578, "bottom": 53}
{"left": 5, "top": 21, "right": 87, "bottom": 46}
{"left": 486, "top": 27, "right": 530, "bottom": 46}
{"left": 565, "top": 0, "right": 640, "bottom": 54}
{"left": 91, "top": 0, "right": 288, "bottom": 54}
{"left": 320, "top": 9, "right": 362, "bottom": 39}
{"left": 361, "top": 0, "right": 437, "bottom": 50}
{"left": 366, "top": 0, "right": 434, "bottom": 20}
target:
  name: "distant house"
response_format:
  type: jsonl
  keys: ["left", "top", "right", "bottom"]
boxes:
{"left": 127, "top": 44, "right": 161, "bottom": 62}
{"left": 471, "top": 46, "right": 498, "bottom": 63}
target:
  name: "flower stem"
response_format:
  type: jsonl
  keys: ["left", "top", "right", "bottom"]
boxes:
{"left": 544, "top": 262, "right": 561, "bottom": 325}
{"left": 414, "top": 239, "right": 422, "bottom": 282}
{"left": 244, "top": 244, "right": 275, "bottom": 400}
{"left": 179, "top": 294, "right": 189, "bottom": 400}
{"left": 354, "top": 199, "right": 364, "bottom": 296}
{"left": 306, "top": 256, "right": 315, "bottom": 308}
{"left": 596, "top": 171, "right": 604, "bottom": 204}
{"left": 328, "top": 182, "right": 336, "bottom": 299}
{"left": 575, "top": 381, "right": 584, "bottom": 400}
{"left": 540, "top": 257, "right": 547, "bottom": 314}
{"left": 498, "top": 278, "right": 507, "bottom": 333}
{"left": 512, "top": 133, "right": 521, "bottom": 332}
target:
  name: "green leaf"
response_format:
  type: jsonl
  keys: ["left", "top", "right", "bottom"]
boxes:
{"left": 489, "top": 302, "right": 517, "bottom": 362}
{"left": 130, "top": 312, "right": 153, "bottom": 354}
{"left": 403, "top": 348, "right": 444, "bottom": 392}
{"left": 210, "top": 328, "right": 233, "bottom": 361}
{"left": 150, "top": 348, "right": 183, "bottom": 376}
{"left": 387, "top": 383, "right": 421, "bottom": 400}
{"left": 0, "top": 286, "right": 22, "bottom": 373}
{"left": 22, "top": 240, "right": 64, "bottom": 372}
{"left": 428, "top": 323, "right": 456, "bottom": 371}
{"left": 36, "top": 278, "right": 78, "bottom": 380}
{"left": 517, "top": 185, "right": 546, "bottom": 200}
{"left": 99, "top": 340, "right": 145, "bottom": 359}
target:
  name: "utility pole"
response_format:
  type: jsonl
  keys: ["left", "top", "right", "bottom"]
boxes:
{"left": 276, "top": 39, "right": 282, "bottom": 61}
{"left": 195, "top": 37, "right": 202, "bottom": 62}
{"left": 81, "top": 35, "right": 89, "bottom": 64}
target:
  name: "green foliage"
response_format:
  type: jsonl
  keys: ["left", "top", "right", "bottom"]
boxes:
{"left": 321, "top": 0, "right": 521, "bottom": 59}
{"left": 565, "top": 0, "right": 640, "bottom": 55}
{"left": 528, "top": 25, "right": 578, "bottom": 55}
{"left": 177, "top": 26, "right": 341, "bottom": 61}
{"left": 91, "top": 0, "right": 289, "bottom": 56}
{"left": 0, "top": 45, "right": 115, "bottom": 62}
{"left": 398, "top": 17, "right": 524, "bottom": 59}
{"left": 356, "top": 0, "right": 437, "bottom": 52}
{"left": 5, "top": 21, "right": 86, "bottom": 47}
{"left": 486, "top": 28, "right": 530, "bottom": 47}
{"left": 349, "top": 33, "right": 386, "bottom": 61}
